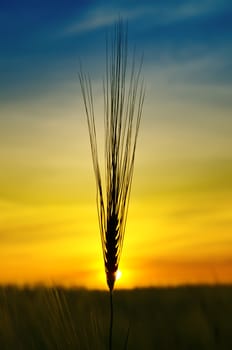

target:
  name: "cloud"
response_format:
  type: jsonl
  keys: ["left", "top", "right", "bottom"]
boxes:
{"left": 142, "top": 44, "right": 232, "bottom": 110}
{"left": 62, "top": 0, "right": 227, "bottom": 36}
{"left": 63, "top": 6, "right": 143, "bottom": 36}
{"left": 155, "top": 0, "right": 225, "bottom": 24}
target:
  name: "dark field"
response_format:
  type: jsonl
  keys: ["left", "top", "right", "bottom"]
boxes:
{"left": 0, "top": 285, "right": 232, "bottom": 349}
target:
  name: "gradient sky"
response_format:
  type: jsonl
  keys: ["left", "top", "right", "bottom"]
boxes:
{"left": 1, "top": 0, "right": 232, "bottom": 289}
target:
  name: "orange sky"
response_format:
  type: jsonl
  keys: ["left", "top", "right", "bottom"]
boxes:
{"left": 1, "top": 170, "right": 232, "bottom": 289}
{"left": 1, "top": 94, "right": 232, "bottom": 289}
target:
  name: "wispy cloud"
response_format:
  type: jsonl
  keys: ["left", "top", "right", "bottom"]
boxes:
{"left": 63, "top": 6, "right": 143, "bottom": 36}
{"left": 156, "top": 0, "right": 225, "bottom": 24}
{"left": 147, "top": 48, "right": 232, "bottom": 84}
{"left": 62, "top": 0, "right": 227, "bottom": 36}
{"left": 144, "top": 50, "right": 232, "bottom": 109}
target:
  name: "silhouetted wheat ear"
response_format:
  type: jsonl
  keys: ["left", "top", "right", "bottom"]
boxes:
{"left": 79, "top": 20, "right": 145, "bottom": 291}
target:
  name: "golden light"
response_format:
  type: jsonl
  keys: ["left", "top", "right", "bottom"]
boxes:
{"left": 116, "top": 270, "right": 122, "bottom": 281}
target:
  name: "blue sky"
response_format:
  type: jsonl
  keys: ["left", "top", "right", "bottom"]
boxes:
{"left": 1, "top": 0, "right": 232, "bottom": 103}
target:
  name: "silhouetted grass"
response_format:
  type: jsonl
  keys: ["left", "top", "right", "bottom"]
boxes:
{"left": 0, "top": 285, "right": 232, "bottom": 349}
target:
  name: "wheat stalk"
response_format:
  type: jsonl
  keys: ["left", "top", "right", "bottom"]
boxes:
{"left": 79, "top": 20, "right": 144, "bottom": 349}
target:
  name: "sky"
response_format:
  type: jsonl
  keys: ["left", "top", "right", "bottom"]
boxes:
{"left": 0, "top": 0, "right": 232, "bottom": 289}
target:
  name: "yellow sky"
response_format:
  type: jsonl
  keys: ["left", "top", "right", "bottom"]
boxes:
{"left": 1, "top": 0, "right": 232, "bottom": 290}
{"left": 1, "top": 90, "right": 232, "bottom": 289}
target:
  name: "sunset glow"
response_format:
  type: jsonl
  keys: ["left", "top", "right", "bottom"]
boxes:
{"left": 1, "top": 0, "right": 232, "bottom": 289}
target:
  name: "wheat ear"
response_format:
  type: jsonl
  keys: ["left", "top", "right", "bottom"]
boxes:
{"left": 79, "top": 20, "right": 144, "bottom": 291}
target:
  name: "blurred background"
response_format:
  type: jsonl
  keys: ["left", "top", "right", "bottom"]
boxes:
{"left": 0, "top": 0, "right": 232, "bottom": 289}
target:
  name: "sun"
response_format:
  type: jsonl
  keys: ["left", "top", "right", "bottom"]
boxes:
{"left": 116, "top": 270, "right": 122, "bottom": 281}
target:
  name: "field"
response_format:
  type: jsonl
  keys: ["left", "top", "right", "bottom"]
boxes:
{"left": 0, "top": 285, "right": 232, "bottom": 349}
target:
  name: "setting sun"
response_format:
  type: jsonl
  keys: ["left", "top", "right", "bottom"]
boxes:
{"left": 116, "top": 270, "right": 122, "bottom": 281}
